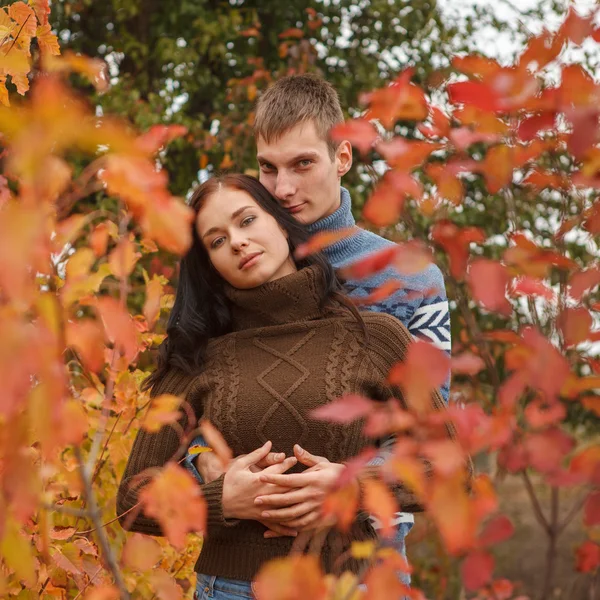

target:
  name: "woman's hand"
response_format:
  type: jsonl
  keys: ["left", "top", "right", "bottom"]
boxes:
{"left": 255, "top": 444, "right": 347, "bottom": 531}
{"left": 221, "top": 441, "right": 298, "bottom": 521}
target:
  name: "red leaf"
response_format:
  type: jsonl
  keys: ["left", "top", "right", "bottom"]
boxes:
{"left": 519, "top": 29, "right": 564, "bottom": 71}
{"left": 310, "top": 394, "right": 374, "bottom": 423}
{"left": 449, "top": 127, "right": 499, "bottom": 151}
{"left": 518, "top": 112, "right": 556, "bottom": 141}
{"left": 584, "top": 491, "right": 600, "bottom": 527}
{"left": 452, "top": 55, "right": 502, "bottom": 80}
{"left": 375, "top": 139, "right": 442, "bottom": 171}
{"left": 510, "top": 276, "right": 554, "bottom": 301}
{"left": 524, "top": 428, "right": 575, "bottom": 474}
{"left": 461, "top": 550, "right": 494, "bottom": 591}
{"left": 353, "top": 279, "right": 403, "bottom": 305}
{"left": 557, "top": 307, "right": 593, "bottom": 347}
{"left": 448, "top": 81, "right": 501, "bottom": 112}
{"left": 468, "top": 259, "right": 512, "bottom": 316}
{"left": 451, "top": 353, "right": 486, "bottom": 376}
{"left": 575, "top": 540, "right": 600, "bottom": 573}
{"left": 330, "top": 119, "right": 379, "bottom": 155}
{"left": 361, "top": 478, "right": 397, "bottom": 538}
{"left": 524, "top": 398, "right": 566, "bottom": 429}
{"left": 388, "top": 340, "right": 450, "bottom": 414}
{"left": 431, "top": 220, "right": 486, "bottom": 280}
{"left": 559, "top": 7, "right": 595, "bottom": 45}
{"left": 479, "top": 515, "right": 514, "bottom": 547}
{"left": 321, "top": 480, "right": 360, "bottom": 532}
{"left": 363, "top": 171, "right": 422, "bottom": 226}
{"left": 569, "top": 267, "right": 600, "bottom": 301}
{"left": 136, "top": 125, "right": 188, "bottom": 154}
{"left": 278, "top": 27, "right": 304, "bottom": 39}
{"left": 295, "top": 227, "right": 357, "bottom": 259}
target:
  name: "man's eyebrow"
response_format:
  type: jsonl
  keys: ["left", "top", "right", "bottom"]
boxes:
{"left": 257, "top": 151, "right": 320, "bottom": 165}
{"left": 201, "top": 206, "right": 253, "bottom": 239}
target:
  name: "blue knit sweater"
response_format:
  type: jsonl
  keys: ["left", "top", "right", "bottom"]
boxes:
{"left": 311, "top": 187, "right": 451, "bottom": 402}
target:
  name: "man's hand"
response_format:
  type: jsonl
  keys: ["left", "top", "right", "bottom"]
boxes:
{"left": 255, "top": 444, "right": 346, "bottom": 532}
{"left": 194, "top": 447, "right": 287, "bottom": 484}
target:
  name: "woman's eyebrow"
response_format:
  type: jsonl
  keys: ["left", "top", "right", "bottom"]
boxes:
{"left": 201, "top": 206, "right": 253, "bottom": 239}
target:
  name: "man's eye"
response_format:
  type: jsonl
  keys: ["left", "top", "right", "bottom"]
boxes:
{"left": 241, "top": 216, "right": 256, "bottom": 227}
{"left": 211, "top": 237, "right": 225, "bottom": 249}
{"left": 298, "top": 159, "right": 313, "bottom": 167}
{"left": 260, "top": 163, "right": 275, "bottom": 172}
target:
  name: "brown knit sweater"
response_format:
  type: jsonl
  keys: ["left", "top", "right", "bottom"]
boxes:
{"left": 117, "top": 266, "right": 456, "bottom": 580}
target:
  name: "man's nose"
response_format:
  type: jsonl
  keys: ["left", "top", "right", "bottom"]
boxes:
{"left": 274, "top": 172, "right": 296, "bottom": 201}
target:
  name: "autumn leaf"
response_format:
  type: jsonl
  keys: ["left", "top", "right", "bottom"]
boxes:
{"left": 447, "top": 81, "right": 501, "bottom": 113}
{"left": 388, "top": 339, "right": 450, "bottom": 414}
{"left": 468, "top": 258, "right": 512, "bottom": 316}
{"left": 199, "top": 420, "right": 233, "bottom": 469}
{"left": 524, "top": 428, "right": 575, "bottom": 475}
{"left": 96, "top": 296, "right": 140, "bottom": 362}
{"left": 375, "top": 139, "right": 442, "bottom": 171}
{"left": 43, "top": 51, "right": 109, "bottom": 92}
{"left": 422, "top": 439, "right": 465, "bottom": 477}
{"left": 295, "top": 227, "right": 357, "bottom": 259}
{"left": 479, "top": 515, "right": 514, "bottom": 547}
{"left": 108, "top": 235, "right": 140, "bottom": 278}
{"left": 452, "top": 55, "right": 502, "bottom": 80}
{"left": 569, "top": 445, "right": 600, "bottom": 485}
{"left": 362, "top": 561, "right": 409, "bottom": 600}
{"left": 584, "top": 491, "right": 600, "bottom": 527}
{"left": 121, "top": 533, "right": 162, "bottom": 572}
{"left": 361, "top": 478, "right": 397, "bottom": 538}
{"left": 254, "top": 555, "right": 328, "bottom": 600}
{"left": 431, "top": 220, "right": 486, "bottom": 280}
{"left": 136, "top": 124, "right": 188, "bottom": 155}
{"left": 557, "top": 307, "right": 593, "bottom": 347}
{"left": 278, "top": 27, "right": 304, "bottom": 39}
{"left": 510, "top": 276, "right": 554, "bottom": 301}
{"left": 559, "top": 7, "right": 595, "bottom": 45}
{"left": 575, "top": 540, "right": 600, "bottom": 573}
{"left": 330, "top": 119, "right": 379, "bottom": 155}
{"left": 518, "top": 29, "right": 564, "bottom": 71}
{"left": 36, "top": 23, "right": 60, "bottom": 55}
{"left": 65, "top": 319, "right": 106, "bottom": 373}
{"left": 461, "top": 550, "right": 494, "bottom": 591}
{"left": 144, "top": 275, "right": 164, "bottom": 329}
{"left": 569, "top": 267, "right": 600, "bottom": 301}
{"left": 139, "top": 463, "right": 206, "bottom": 549}
{"left": 142, "top": 394, "right": 182, "bottom": 433}
{"left": 322, "top": 481, "right": 360, "bottom": 532}
{"left": 452, "top": 353, "right": 486, "bottom": 376}
{"left": 481, "top": 145, "right": 514, "bottom": 194}
{"left": 148, "top": 569, "right": 183, "bottom": 600}
{"left": 518, "top": 112, "right": 556, "bottom": 141}
{"left": 310, "top": 394, "right": 374, "bottom": 423}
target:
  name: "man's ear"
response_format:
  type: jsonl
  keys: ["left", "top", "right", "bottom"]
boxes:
{"left": 336, "top": 140, "right": 353, "bottom": 177}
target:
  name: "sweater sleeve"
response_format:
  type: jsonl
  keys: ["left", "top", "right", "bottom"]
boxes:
{"left": 362, "top": 313, "right": 472, "bottom": 513}
{"left": 116, "top": 368, "right": 204, "bottom": 536}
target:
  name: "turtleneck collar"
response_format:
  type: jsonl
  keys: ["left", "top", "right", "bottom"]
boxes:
{"left": 223, "top": 265, "right": 329, "bottom": 331}
{"left": 306, "top": 187, "right": 364, "bottom": 269}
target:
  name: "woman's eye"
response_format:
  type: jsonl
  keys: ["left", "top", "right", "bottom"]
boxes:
{"left": 241, "top": 216, "right": 256, "bottom": 227}
{"left": 211, "top": 237, "right": 225, "bottom": 249}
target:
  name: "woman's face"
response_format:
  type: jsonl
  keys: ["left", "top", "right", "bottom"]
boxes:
{"left": 196, "top": 187, "right": 297, "bottom": 289}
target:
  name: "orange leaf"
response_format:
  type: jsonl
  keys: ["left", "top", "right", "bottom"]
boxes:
{"left": 36, "top": 23, "right": 60, "bottom": 55}
{"left": 510, "top": 276, "right": 554, "bottom": 301}
{"left": 89, "top": 223, "right": 111, "bottom": 257}
{"left": 199, "top": 420, "right": 233, "bottom": 469}
{"left": 558, "top": 7, "right": 595, "bottom": 45}
{"left": 569, "top": 266, "right": 600, "bottom": 301}
{"left": 254, "top": 555, "right": 327, "bottom": 600}
{"left": 96, "top": 296, "right": 140, "bottom": 362}
{"left": 66, "top": 319, "right": 105, "bottom": 373}
{"left": 139, "top": 463, "right": 206, "bottom": 549}
{"left": 468, "top": 259, "right": 512, "bottom": 316}
{"left": 431, "top": 220, "right": 485, "bottom": 280}
{"left": 388, "top": 340, "right": 450, "bottom": 414}
{"left": 519, "top": 29, "right": 564, "bottom": 71}
{"left": 448, "top": 127, "right": 499, "bottom": 151}
{"left": 294, "top": 227, "right": 357, "bottom": 259}
{"left": 321, "top": 481, "right": 360, "bottom": 532}
{"left": 524, "top": 428, "right": 574, "bottom": 475}
{"left": 447, "top": 81, "right": 501, "bottom": 112}
{"left": 121, "top": 534, "right": 162, "bottom": 572}
{"left": 353, "top": 279, "right": 403, "bottom": 305}
{"left": 310, "top": 394, "right": 374, "bottom": 423}
{"left": 142, "top": 394, "right": 182, "bottom": 433}
{"left": 84, "top": 585, "right": 120, "bottom": 600}
{"left": 330, "top": 119, "right": 379, "bottom": 155}
{"left": 422, "top": 439, "right": 465, "bottom": 477}
{"left": 569, "top": 445, "right": 600, "bottom": 485}
{"left": 522, "top": 167, "right": 566, "bottom": 190}
{"left": 524, "top": 398, "right": 566, "bottom": 429}
{"left": 148, "top": 569, "right": 183, "bottom": 600}
{"left": 363, "top": 171, "right": 421, "bottom": 227}
{"left": 375, "top": 139, "right": 442, "bottom": 171}
{"left": 481, "top": 145, "right": 513, "bottom": 194}
{"left": 144, "top": 276, "right": 164, "bottom": 329}
{"left": 363, "top": 561, "right": 409, "bottom": 600}
{"left": 108, "top": 235, "right": 140, "bottom": 278}
{"left": 361, "top": 478, "right": 397, "bottom": 538}
{"left": 278, "top": 27, "right": 304, "bottom": 39}
{"left": 461, "top": 550, "right": 494, "bottom": 591}
{"left": 43, "top": 51, "right": 109, "bottom": 92}
{"left": 452, "top": 352, "right": 486, "bottom": 376}
{"left": 136, "top": 124, "right": 188, "bottom": 155}
{"left": 452, "top": 55, "right": 502, "bottom": 80}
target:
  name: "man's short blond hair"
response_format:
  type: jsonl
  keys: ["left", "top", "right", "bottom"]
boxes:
{"left": 254, "top": 74, "right": 344, "bottom": 158}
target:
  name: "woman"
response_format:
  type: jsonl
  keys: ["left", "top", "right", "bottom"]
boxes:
{"left": 117, "top": 174, "right": 458, "bottom": 599}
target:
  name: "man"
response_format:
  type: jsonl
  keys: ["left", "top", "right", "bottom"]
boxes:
{"left": 185, "top": 74, "right": 451, "bottom": 582}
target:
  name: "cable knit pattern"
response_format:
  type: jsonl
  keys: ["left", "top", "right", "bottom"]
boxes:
{"left": 117, "top": 266, "right": 461, "bottom": 581}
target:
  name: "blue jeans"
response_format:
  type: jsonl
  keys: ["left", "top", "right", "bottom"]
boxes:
{"left": 194, "top": 574, "right": 254, "bottom": 599}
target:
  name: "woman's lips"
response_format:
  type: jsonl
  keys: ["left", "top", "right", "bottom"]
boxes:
{"left": 239, "top": 252, "right": 263, "bottom": 270}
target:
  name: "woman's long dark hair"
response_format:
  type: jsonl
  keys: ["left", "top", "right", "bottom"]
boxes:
{"left": 144, "top": 174, "right": 361, "bottom": 392}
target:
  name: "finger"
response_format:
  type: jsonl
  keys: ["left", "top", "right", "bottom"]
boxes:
{"left": 255, "top": 452, "right": 287, "bottom": 469}
{"left": 261, "top": 500, "right": 319, "bottom": 522}
{"left": 235, "top": 441, "right": 272, "bottom": 469}
{"left": 255, "top": 488, "right": 314, "bottom": 507}
{"left": 263, "top": 456, "right": 297, "bottom": 476}
{"left": 259, "top": 472, "right": 311, "bottom": 488}
{"left": 294, "top": 444, "right": 328, "bottom": 467}
{"left": 286, "top": 510, "right": 322, "bottom": 530}
{"left": 259, "top": 520, "right": 298, "bottom": 538}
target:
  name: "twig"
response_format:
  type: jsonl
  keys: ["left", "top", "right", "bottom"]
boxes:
{"left": 74, "top": 446, "right": 130, "bottom": 600}
{"left": 72, "top": 566, "right": 104, "bottom": 600}
{"left": 522, "top": 471, "right": 551, "bottom": 536}
{"left": 540, "top": 486, "right": 559, "bottom": 600}
{"left": 90, "top": 413, "right": 122, "bottom": 486}
{"left": 42, "top": 502, "right": 91, "bottom": 519}
{"left": 557, "top": 489, "right": 588, "bottom": 536}
{"left": 4, "top": 15, "right": 30, "bottom": 56}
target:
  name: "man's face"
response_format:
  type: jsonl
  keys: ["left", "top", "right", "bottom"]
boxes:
{"left": 256, "top": 121, "right": 352, "bottom": 225}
